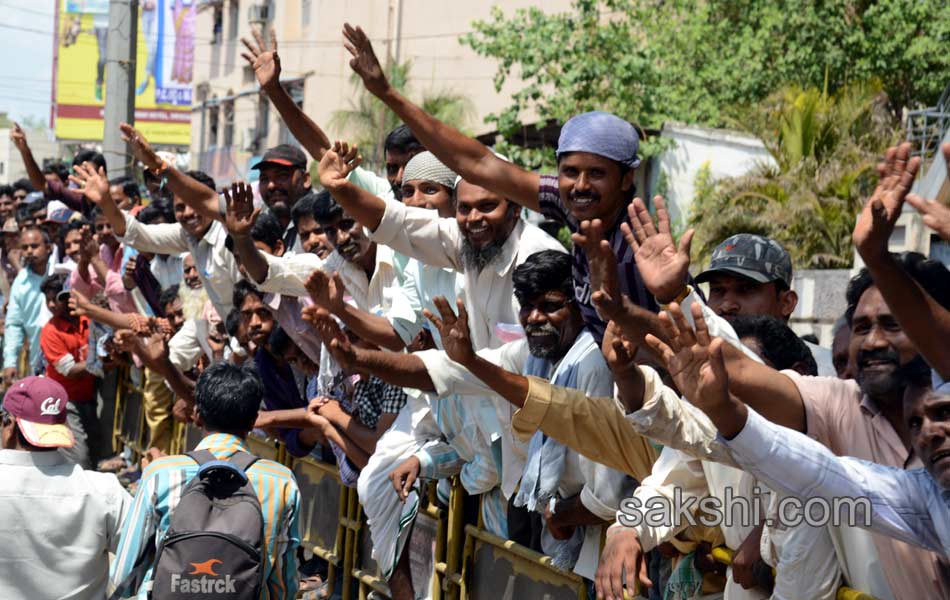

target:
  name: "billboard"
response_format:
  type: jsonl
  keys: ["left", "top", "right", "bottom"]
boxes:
{"left": 53, "top": 0, "right": 195, "bottom": 146}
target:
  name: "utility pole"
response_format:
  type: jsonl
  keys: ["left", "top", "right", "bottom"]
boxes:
{"left": 103, "top": 0, "right": 138, "bottom": 177}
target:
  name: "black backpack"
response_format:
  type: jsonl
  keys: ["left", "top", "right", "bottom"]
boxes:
{"left": 114, "top": 450, "right": 266, "bottom": 599}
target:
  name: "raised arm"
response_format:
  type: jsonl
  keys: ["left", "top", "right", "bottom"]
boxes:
{"left": 343, "top": 23, "right": 540, "bottom": 209}
{"left": 646, "top": 303, "right": 807, "bottom": 432}
{"left": 69, "top": 162, "right": 127, "bottom": 237}
{"left": 304, "top": 269, "right": 406, "bottom": 351}
{"left": 318, "top": 140, "right": 389, "bottom": 231}
{"left": 303, "top": 306, "right": 435, "bottom": 390}
{"left": 119, "top": 123, "right": 221, "bottom": 222}
{"left": 855, "top": 142, "right": 950, "bottom": 379}
{"left": 9, "top": 123, "right": 47, "bottom": 194}
{"left": 223, "top": 182, "right": 269, "bottom": 284}
{"left": 69, "top": 289, "right": 135, "bottom": 332}
{"left": 241, "top": 29, "right": 331, "bottom": 161}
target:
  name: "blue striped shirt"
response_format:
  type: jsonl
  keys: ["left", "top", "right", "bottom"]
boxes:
{"left": 109, "top": 433, "right": 301, "bottom": 599}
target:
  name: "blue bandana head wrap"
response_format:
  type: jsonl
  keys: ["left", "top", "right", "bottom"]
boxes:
{"left": 556, "top": 111, "right": 641, "bottom": 169}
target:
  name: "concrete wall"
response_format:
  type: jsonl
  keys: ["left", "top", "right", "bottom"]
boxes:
{"left": 0, "top": 128, "right": 60, "bottom": 182}
{"left": 788, "top": 268, "right": 851, "bottom": 346}
{"left": 655, "top": 123, "right": 774, "bottom": 227}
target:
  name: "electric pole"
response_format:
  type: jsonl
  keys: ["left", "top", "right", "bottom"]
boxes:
{"left": 103, "top": 0, "right": 138, "bottom": 177}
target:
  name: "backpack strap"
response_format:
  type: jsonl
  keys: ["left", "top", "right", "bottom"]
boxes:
{"left": 227, "top": 450, "right": 259, "bottom": 473}
{"left": 186, "top": 449, "right": 217, "bottom": 466}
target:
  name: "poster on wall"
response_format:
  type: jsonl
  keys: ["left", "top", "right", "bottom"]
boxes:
{"left": 53, "top": 0, "right": 195, "bottom": 146}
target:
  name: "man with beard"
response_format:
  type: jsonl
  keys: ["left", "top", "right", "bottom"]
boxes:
{"left": 342, "top": 23, "right": 687, "bottom": 346}
{"left": 240, "top": 30, "right": 423, "bottom": 203}
{"left": 2, "top": 228, "right": 53, "bottom": 387}
{"left": 315, "top": 251, "right": 637, "bottom": 589}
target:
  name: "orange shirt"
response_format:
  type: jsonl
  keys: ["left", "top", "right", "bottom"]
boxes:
{"left": 39, "top": 315, "right": 96, "bottom": 403}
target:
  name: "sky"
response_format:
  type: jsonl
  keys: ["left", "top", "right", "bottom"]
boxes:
{"left": 0, "top": 0, "right": 55, "bottom": 125}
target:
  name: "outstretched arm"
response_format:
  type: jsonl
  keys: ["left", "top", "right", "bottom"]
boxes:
{"left": 855, "top": 142, "right": 950, "bottom": 379}
{"left": 343, "top": 23, "right": 540, "bottom": 209}
{"left": 241, "top": 28, "right": 332, "bottom": 161}
{"left": 223, "top": 181, "right": 269, "bottom": 284}
{"left": 303, "top": 306, "right": 436, "bottom": 390}
{"left": 9, "top": 123, "right": 48, "bottom": 194}
{"left": 120, "top": 123, "right": 221, "bottom": 222}
{"left": 318, "top": 140, "right": 390, "bottom": 231}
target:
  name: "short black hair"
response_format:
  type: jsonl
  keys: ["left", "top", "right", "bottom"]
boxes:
{"left": 159, "top": 285, "right": 180, "bottom": 313}
{"left": 0, "top": 184, "right": 13, "bottom": 198}
{"left": 268, "top": 325, "right": 293, "bottom": 355}
{"left": 194, "top": 362, "right": 263, "bottom": 433}
{"left": 312, "top": 191, "right": 344, "bottom": 225}
{"left": 40, "top": 272, "right": 68, "bottom": 297}
{"left": 27, "top": 198, "right": 48, "bottom": 216}
{"left": 60, "top": 217, "right": 89, "bottom": 246}
{"left": 384, "top": 124, "right": 423, "bottom": 154}
{"left": 731, "top": 314, "right": 818, "bottom": 376}
{"left": 232, "top": 279, "right": 265, "bottom": 312}
{"left": 251, "top": 209, "right": 283, "bottom": 250}
{"left": 72, "top": 149, "right": 107, "bottom": 173}
{"left": 42, "top": 161, "right": 70, "bottom": 184}
{"left": 20, "top": 225, "right": 51, "bottom": 245}
{"left": 225, "top": 308, "right": 242, "bottom": 337}
{"left": 184, "top": 170, "right": 216, "bottom": 192}
{"left": 513, "top": 250, "right": 573, "bottom": 306}
{"left": 846, "top": 252, "right": 950, "bottom": 325}
{"left": 291, "top": 189, "right": 329, "bottom": 226}
{"left": 109, "top": 176, "right": 141, "bottom": 202}
{"left": 12, "top": 178, "right": 34, "bottom": 194}
{"left": 89, "top": 205, "right": 105, "bottom": 222}
{"left": 137, "top": 198, "right": 175, "bottom": 224}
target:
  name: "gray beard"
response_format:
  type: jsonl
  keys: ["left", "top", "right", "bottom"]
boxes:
{"left": 460, "top": 238, "right": 506, "bottom": 272}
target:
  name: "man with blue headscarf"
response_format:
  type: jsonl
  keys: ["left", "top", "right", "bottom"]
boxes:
{"left": 342, "top": 22, "right": 692, "bottom": 346}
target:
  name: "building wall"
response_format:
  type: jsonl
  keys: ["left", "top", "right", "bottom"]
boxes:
{"left": 654, "top": 123, "right": 774, "bottom": 228}
{"left": 190, "top": 0, "right": 573, "bottom": 185}
{"left": 0, "top": 129, "right": 61, "bottom": 183}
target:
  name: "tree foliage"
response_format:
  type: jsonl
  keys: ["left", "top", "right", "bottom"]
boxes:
{"left": 462, "top": 0, "right": 949, "bottom": 142}
{"left": 689, "top": 82, "right": 900, "bottom": 268}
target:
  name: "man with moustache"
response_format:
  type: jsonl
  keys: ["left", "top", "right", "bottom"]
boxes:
{"left": 2, "top": 228, "right": 53, "bottom": 387}
{"left": 252, "top": 144, "right": 312, "bottom": 251}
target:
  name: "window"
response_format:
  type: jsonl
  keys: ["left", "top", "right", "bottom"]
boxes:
{"left": 222, "top": 99, "right": 235, "bottom": 148}
{"left": 0, "top": 162, "right": 5, "bottom": 176}
{"left": 302, "top": 0, "right": 311, "bottom": 27}
{"left": 208, "top": 101, "right": 220, "bottom": 147}
{"left": 211, "top": 6, "right": 223, "bottom": 45}
{"left": 228, "top": 0, "right": 240, "bottom": 40}
{"left": 243, "top": 65, "right": 255, "bottom": 85}
{"left": 278, "top": 80, "right": 304, "bottom": 146}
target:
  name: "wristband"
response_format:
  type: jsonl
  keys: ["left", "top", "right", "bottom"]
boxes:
{"left": 150, "top": 159, "right": 169, "bottom": 175}
{"left": 660, "top": 285, "right": 692, "bottom": 309}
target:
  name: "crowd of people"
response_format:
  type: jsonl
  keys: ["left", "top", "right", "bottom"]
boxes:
{"left": 0, "top": 22, "right": 948, "bottom": 600}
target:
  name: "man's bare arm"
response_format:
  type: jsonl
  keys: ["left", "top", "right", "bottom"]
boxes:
{"left": 10, "top": 123, "right": 48, "bottom": 194}
{"left": 343, "top": 23, "right": 540, "bottom": 209}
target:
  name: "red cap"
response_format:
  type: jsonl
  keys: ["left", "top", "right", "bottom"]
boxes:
{"left": 3, "top": 376, "right": 74, "bottom": 448}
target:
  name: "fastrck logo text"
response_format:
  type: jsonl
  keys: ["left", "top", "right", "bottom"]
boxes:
{"left": 169, "top": 559, "right": 236, "bottom": 594}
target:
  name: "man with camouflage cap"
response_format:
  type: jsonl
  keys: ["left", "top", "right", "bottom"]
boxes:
{"left": 694, "top": 233, "right": 834, "bottom": 376}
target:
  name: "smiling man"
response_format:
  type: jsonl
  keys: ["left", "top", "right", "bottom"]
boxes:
{"left": 251, "top": 144, "right": 312, "bottom": 250}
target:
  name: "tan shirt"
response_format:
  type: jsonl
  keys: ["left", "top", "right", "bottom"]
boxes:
{"left": 786, "top": 370, "right": 950, "bottom": 598}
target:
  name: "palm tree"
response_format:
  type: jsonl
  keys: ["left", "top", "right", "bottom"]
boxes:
{"left": 330, "top": 61, "right": 473, "bottom": 169}
{"left": 689, "top": 81, "right": 901, "bottom": 268}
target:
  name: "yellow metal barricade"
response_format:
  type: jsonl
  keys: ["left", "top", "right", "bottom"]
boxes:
{"left": 292, "top": 454, "right": 348, "bottom": 596}
{"left": 114, "top": 366, "right": 148, "bottom": 462}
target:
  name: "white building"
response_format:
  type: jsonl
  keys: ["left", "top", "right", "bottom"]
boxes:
{"left": 0, "top": 127, "right": 60, "bottom": 183}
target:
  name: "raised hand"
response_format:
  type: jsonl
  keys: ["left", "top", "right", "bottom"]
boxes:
{"left": 9, "top": 122, "right": 27, "bottom": 152}
{"left": 853, "top": 142, "right": 920, "bottom": 263}
{"left": 423, "top": 296, "right": 475, "bottom": 366}
{"left": 601, "top": 320, "right": 638, "bottom": 377}
{"left": 595, "top": 528, "right": 652, "bottom": 600}
{"left": 240, "top": 27, "right": 281, "bottom": 91}
{"left": 303, "top": 269, "right": 346, "bottom": 315}
{"left": 113, "top": 329, "right": 170, "bottom": 372}
{"left": 68, "top": 163, "right": 111, "bottom": 206}
{"left": 572, "top": 219, "right": 623, "bottom": 320}
{"left": 302, "top": 306, "right": 357, "bottom": 370}
{"left": 389, "top": 455, "right": 421, "bottom": 502}
{"left": 122, "top": 256, "right": 137, "bottom": 290}
{"left": 318, "top": 140, "right": 362, "bottom": 191}
{"left": 342, "top": 23, "right": 390, "bottom": 97}
{"left": 643, "top": 302, "right": 711, "bottom": 403}
{"left": 67, "top": 288, "right": 91, "bottom": 318}
{"left": 119, "top": 122, "right": 162, "bottom": 171}
{"left": 223, "top": 181, "right": 261, "bottom": 237}
{"left": 906, "top": 142, "right": 950, "bottom": 242}
{"left": 621, "top": 196, "right": 694, "bottom": 304}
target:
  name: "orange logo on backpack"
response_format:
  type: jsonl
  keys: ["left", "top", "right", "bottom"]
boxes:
{"left": 189, "top": 559, "right": 222, "bottom": 576}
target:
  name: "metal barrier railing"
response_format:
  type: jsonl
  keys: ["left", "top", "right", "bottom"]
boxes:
{"left": 111, "top": 376, "right": 883, "bottom": 600}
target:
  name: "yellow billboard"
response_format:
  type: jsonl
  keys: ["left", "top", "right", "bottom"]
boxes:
{"left": 53, "top": 0, "right": 194, "bottom": 146}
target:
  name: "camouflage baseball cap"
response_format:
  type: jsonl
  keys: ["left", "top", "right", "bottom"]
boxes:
{"left": 695, "top": 234, "right": 792, "bottom": 287}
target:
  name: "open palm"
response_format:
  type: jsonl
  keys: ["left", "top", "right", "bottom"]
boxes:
{"left": 424, "top": 296, "right": 475, "bottom": 366}
{"left": 621, "top": 196, "right": 694, "bottom": 304}
{"left": 342, "top": 23, "right": 389, "bottom": 97}
{"left": 240, "top": 28, "right": 281, "bottom": 90}
{"left": 853, "top": 142, "right": 920, "bottom": 262}
{"left": 223, "top": 181, "right": 260, "bottom": 237}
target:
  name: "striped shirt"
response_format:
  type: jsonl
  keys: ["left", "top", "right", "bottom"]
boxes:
{"left": 538, "top": 174, "right": 659, "bottom": 344}
{"left": 109, "top": 433, "right": 301, "bottom": 599}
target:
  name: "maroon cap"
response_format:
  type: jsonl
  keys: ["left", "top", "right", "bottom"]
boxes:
{"left": 3, "top": 376, "right": 74, "bottom": 448}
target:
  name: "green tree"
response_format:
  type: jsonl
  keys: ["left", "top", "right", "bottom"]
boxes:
{"left": 689, "top": 81, "right": 900, "bottom": 268}
{"left": 330, "top": 61, "right": 473, "bottom": 169}
{"left": 462, "top": 0, "right": 949, "bottom": 151}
